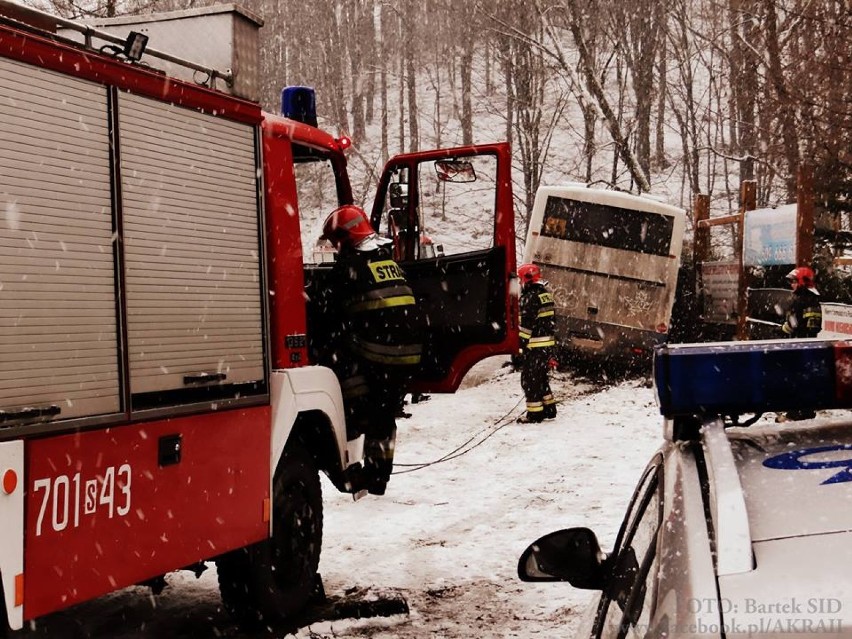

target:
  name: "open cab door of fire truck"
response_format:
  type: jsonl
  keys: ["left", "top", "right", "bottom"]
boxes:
{"left": 304, "top": 143, "right": 518, "bottom": 393}
{"left": 369, "top": 143, "right": 518, "bottom": 392}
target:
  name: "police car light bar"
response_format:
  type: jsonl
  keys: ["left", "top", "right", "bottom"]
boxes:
{"left": 654, "top": 339, "right": 852, "bottom": 419}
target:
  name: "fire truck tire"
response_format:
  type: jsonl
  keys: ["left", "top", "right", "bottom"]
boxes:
{"left": 216, "top": 441, "right": 323, "bottom": 629}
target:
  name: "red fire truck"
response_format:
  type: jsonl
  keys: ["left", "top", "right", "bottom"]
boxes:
{"left": 0, "top": 2, "right": 518, "bottom": 631}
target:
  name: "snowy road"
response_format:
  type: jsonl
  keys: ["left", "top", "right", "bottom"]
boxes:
{"left": 28, "top": 358, "right": 663, "bottom": 638}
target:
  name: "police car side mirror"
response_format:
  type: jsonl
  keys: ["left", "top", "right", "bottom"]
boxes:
{"left": 517, "top": 527, "right": 607, "bottom": 590}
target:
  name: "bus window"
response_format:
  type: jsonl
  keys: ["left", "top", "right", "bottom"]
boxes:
{"left": 541, "top": 197, "right": 675, "bottom": 257}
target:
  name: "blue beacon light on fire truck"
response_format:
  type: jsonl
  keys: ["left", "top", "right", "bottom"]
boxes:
{"left": 280, "top": 86, "right": 351, "bottom": 151}
{"left": 653, "top": 339, "right": 852, "bottom": 419}
{"left": 281, "top": 85, "right": 318, "bottom": 127}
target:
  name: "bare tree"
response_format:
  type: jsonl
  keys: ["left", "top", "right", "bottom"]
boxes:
{"left": 666, "top": 0, "right": 701, "bottom": 196}
{"left": 606, "top": 0, "right": 665, "bottom": 180}
{"left": 404, "top": 1, "right": 419, "bottom": 152}
{"left": 561, "top": 0, "right": 651, "bottom": 192}
{"left": 763, "top": 0, "right": 800, "bottom": 197}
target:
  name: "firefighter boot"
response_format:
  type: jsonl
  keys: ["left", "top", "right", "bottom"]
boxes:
{"left": 543, "top": 394, "right": 557, "bottom": 420}
{"left": 516, "top": 412, "right": 545, "bottom": 424}
{"left": 364, "top": 432, "right": 396, "bottom": 495}
{"left": 518, "top": 400, "right": 545, "bottom": 423}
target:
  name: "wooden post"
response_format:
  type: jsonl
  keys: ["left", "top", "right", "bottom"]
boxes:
{"left": 797, "top": 164, "right": 814, "bottom": 267}
{"left": 693, "top": 194, "right": 710, "bottom": 265}
{"left": 692, "top": 194, "right": 710, "bottom": 334}
{"left": 736, "top": 181, "right": 756, "bottom": 340}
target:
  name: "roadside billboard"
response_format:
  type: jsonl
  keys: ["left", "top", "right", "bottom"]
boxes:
{"left": 700, "top": 261, "right": 739, "bottom": 324}
{"left": 743, "top": 203, "right": 796, "bottom": 266}
{"left": 820, "top": 303, "right": 852, "bottom": 339}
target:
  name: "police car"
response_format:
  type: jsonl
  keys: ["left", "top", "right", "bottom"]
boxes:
{"left": 518, "top": 339, "right": 852, "bottom": 638}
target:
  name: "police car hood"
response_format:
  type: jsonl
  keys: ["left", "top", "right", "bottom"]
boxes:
{"left": 717, "top": 533, "right": 852, "bottom": 637}
{"left": 728, "top": 420, "right": 852, "bottom": 541}
{"left": 718, "top": 422, "right": 852, "bottom": 637}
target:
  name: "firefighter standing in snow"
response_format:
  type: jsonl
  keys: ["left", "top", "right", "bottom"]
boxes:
{"left": 781, "top": 266, "right": 822, "bottom": 338}
{"left": 517, "top": 263, "right": 557, "bottom": 423}
{"left": 321, "top": 205, "right": 423, "bottom": 494}
{"left": 776, "top": 266, "right": 823, "bottom": 421}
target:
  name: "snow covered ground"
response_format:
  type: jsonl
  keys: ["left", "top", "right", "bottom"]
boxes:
{"left": 28, "top": 357, "right": 664, "bottom": 638}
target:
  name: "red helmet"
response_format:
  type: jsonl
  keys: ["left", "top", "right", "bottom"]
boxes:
{"left": 786, "top": 266, "right": 815, "bottom": 288}
{"left": 518, "top": 263, "right": 541, "bottom": 284}
{"left": 321, "top": 205, "right": 376, "bottom": 249}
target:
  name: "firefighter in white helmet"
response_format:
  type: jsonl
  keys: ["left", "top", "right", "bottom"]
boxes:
{"left": 320, "top": 204, "right": 423, "bottom": 494}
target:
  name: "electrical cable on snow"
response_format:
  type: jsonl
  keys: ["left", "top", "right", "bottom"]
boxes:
{"left": 390, "top": 396, "right": 525, "bottom": 475}
{"left": 390, "top": 371, "right": 603, "bottom": 475}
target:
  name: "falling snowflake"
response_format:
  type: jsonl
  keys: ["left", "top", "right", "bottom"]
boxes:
{"left": 5, "top": 200, "right": 21, "bottom": 230}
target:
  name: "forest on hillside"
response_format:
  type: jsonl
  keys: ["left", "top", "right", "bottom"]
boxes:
{"left": 29, "top": 0, "right": 852, "bottom": 267}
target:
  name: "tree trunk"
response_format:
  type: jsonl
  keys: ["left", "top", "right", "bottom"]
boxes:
{"left": 460, "top": 43, "right": 473, "bottom": 146}
{"left": 404, "top": 3, "right": 419, "bottom": 153}
{"left": 729, "top": 0, "right": 758, "bottom": 182}
{"left": 654, "top": 33, "right": 668, "bottom": 168}
{"left": 763, "top": 0, "right": 799, "bottom": 198}
{"left": 347, "top": 1, "right": 365, "bottom": 140}
{"left": 380, "top": 3, "right": 389, "bottom": 163}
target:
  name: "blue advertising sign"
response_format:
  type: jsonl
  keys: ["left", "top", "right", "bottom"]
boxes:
{"left": 743, "top": 204, "right": 796, "bottom": 266}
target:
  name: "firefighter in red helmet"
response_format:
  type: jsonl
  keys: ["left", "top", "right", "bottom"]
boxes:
{"left": 516, "top": 263, "right": 558, "bottom": 423}
{"left": 777, "top": 266, "right": 822, "bottom": 422}
{"left": 781, "top": 266, "right": 822, "bottom": 338}
{"left": 319, "top": 204, "right": 423, "bottom": 494}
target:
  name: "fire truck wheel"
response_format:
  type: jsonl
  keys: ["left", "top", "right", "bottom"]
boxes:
{"left": 216, "top": 441, "right": 323, "bottom": 629}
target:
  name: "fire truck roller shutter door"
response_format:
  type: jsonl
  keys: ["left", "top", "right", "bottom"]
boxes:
{"left": 0, "top": 57, "right": 120, "bottom": 420}
{"left": 118, "top": 92, "right": 265, "bottom": 396}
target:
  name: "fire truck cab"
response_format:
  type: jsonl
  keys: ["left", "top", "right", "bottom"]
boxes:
{"left": 0, "top": 2, "right": 518, "bottom": 632}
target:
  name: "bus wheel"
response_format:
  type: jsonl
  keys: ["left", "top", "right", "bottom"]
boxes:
{"left": 217, "top": 442, "right": 323, "bottom": 629}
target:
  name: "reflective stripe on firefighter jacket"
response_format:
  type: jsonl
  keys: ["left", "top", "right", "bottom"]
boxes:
{"left": 335, "top": 252, "right": 423, "bottom": 367}
{"left": 519, "top": 281, "right": 556, "bottom": 351}
{"left": 781, "top": 288, "right": 822, "bottom": 338}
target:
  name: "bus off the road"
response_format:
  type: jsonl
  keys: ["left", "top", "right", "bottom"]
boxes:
{"left": 522, "top": 185, "right": 685, "bottom": 368}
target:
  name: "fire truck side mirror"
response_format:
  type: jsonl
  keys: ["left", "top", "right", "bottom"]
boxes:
{"left": 435, "top": 159, "right": 476, "bottom": 183}
{"left": 389, "top": 182, "right": 409, "bottom": 208}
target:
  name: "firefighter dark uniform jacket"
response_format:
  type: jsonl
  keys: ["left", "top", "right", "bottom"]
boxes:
{"left": 333, "top": 244, "right": 423, "bottom": 368}
{"left": 519, "top": 281, "right": 556, "bottom": 352}
{"left": 518, "top": 280, "right": 557, "bottom": 422}
{"left": 781, "top": 287, "right": 822, "bottom": 338}
{"left": 323, "top": 241, "right": 424, "bottom": 494}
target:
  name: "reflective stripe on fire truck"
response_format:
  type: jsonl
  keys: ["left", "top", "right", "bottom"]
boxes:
{"left": 0, "top": 440, "right": 24, "bottom": 630}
